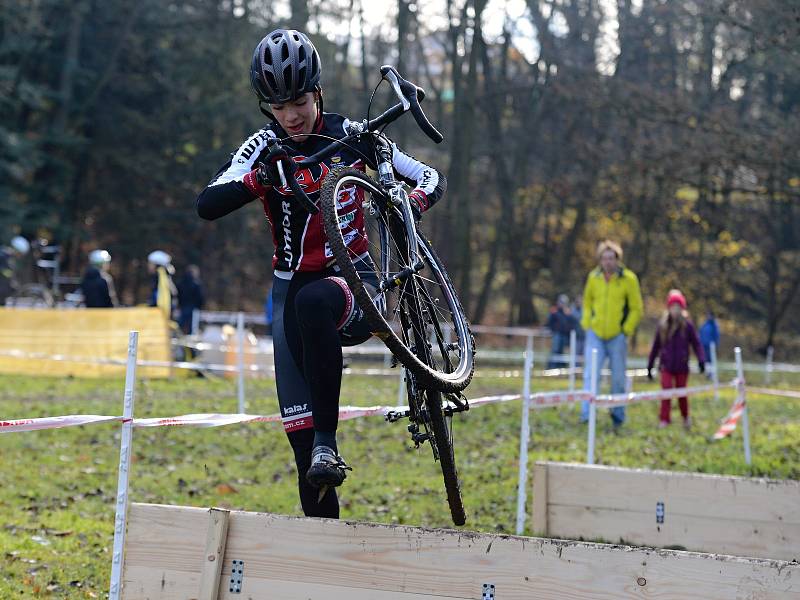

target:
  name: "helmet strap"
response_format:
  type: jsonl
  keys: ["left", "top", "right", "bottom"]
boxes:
{"left": 259, "top": 100, "right": 276, "bottom": 120}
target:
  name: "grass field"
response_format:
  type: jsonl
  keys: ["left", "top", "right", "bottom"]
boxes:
{"left": 1, "top": 366, "right": 798, "bottom": 598}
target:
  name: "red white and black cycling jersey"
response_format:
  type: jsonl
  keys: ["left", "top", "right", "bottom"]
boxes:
{"left": 196, "top": 112, "right": 447, "bottom": 272}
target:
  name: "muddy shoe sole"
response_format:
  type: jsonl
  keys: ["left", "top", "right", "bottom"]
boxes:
{"left": 306, "top": 463, "right": 347, "bottom": 489}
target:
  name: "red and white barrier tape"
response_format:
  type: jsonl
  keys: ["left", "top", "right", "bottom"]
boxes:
{"left": 593, "top": 381, "right": 735, "bottom": 407}
{"left": 746, "top": 386, "right": 800, "bottom": 400}
{"left": 712, "top": 397, "right": 745, "bottom": 440}
{"left": 1, "top": 379, "right": 758, "bottom": 435}
{"left": 0, "top": 388, "right": 590, "bottom": 434}
{"left": 0, "top": 414, "right": 124, "bottom": 432}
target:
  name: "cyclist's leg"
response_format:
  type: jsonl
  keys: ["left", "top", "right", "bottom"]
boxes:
{"left": 286, "top": 427, "right": 339, "bottom": 518}
{"left": 294, "top": 265, "right": 378, "bottom": 435}
{"left": 294, "top": 278, "right": 348, "bottom": 446}
{"left": 272, "top": 273, "right": 339, "bottom": 517}
{"left": 294, "top": 268, "right": 377, "bottom": 489}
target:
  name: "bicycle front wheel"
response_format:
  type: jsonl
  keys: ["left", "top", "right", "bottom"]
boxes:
{"left": 320, "top": 167, "right": 474, "bottom": 394}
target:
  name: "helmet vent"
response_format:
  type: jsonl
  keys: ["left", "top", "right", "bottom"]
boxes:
{"left": 265, "top": 70, "right": 279, "bottom": 96}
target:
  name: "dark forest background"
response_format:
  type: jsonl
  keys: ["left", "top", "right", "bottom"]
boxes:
{"left": 2, "top": 0, "right": 799, "bottom": 353}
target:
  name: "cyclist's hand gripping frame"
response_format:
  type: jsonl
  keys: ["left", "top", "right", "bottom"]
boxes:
{"left": 264, "top": 140, "right": 321, "bottom": 214}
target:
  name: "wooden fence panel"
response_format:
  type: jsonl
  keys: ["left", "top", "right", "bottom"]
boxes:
{"left": 122, "top": 503, "right": 798, "bottom": 600}
{"left": 532, "top": 461, "right": 800, "bottom": 560}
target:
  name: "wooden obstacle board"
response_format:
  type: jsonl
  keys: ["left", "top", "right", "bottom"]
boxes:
{"left": 121, "top": 502, "right": 798, "bottom": 599}
{"left": 532, "top": 461, "right": 800, "bottom": 561}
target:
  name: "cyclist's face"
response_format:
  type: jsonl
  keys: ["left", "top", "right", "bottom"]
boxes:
{"left": 271, "top": 92, "right": 318, "bottom": 142}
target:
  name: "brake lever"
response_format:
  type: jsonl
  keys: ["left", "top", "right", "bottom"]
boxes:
{"left": 276, "top": 161, "right": 288, "bottom": 188}
{"left": 381, "top": 66, "right": 411, "bottom": 111}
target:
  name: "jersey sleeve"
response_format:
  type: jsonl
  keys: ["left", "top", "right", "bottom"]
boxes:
{"left": 390, "top": 143, "right": 447, "bottom": 213}
{"left": 196, "top": 127, "right": 275, "bottom": 220}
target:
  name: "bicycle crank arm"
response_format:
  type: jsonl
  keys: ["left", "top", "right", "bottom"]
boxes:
{"left": 385, "top": 409, "right": 411, "bottom": 422}
{"left": 378, "top": 261, "right": 424, "bottom": 292}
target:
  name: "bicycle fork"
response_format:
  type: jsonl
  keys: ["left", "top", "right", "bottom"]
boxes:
{"left": 374, "top": 137, "right": 424, "bottom": 293}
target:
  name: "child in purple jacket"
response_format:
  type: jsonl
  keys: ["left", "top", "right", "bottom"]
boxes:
{"left": 647, "top": 289, "right": 706, "bottom": 429}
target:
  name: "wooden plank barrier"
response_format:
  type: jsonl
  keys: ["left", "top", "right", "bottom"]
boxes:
{"left": 0, "top": 307, "right": 171, "bottom": 377}
{"left": 121, "top": 503, "right": 798, "bottom": 599}
{"left": 531, "top": 461, "right": 800, "bottom": 561}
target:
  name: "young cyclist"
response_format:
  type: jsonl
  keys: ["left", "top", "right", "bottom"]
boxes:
{"left": 196, "top": 29, "right": 447, "bottom": 518}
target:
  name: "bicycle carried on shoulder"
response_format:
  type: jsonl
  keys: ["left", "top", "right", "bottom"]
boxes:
{"left": 267, "top": 66, "right": 475, "bottom": 526}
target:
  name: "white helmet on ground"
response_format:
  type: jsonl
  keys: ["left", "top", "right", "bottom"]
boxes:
{"left": 89, "top": 249, "right": 111, "bottom": 266}
{"left": 10, "top": 236, "right": 30, "bottom": 255}
{"left": 147, "top": 250, "right": 172, "bottom": 266}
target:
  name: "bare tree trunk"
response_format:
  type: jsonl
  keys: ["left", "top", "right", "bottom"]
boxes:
{"left": 357, "top": 0, "right": 370, "bottom": 93}
{"left": 290, "top": 0, "right": 309, "bottom": 31}
{"left": 393, "top": 0, "right": 412, "bottom": 146}
{"left": 446, "top": 0, "right": 486, "bottom": 313}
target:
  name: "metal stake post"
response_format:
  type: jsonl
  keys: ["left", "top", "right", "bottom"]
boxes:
{"left": 515, "top": 334, "right": 534, "bottom": 535}
{"left": 711, "top": 342, "right": 719, "bottom": 403}
{"left": 765, "top": 345, "right": 774, "bottom": 385}
{"left": 735, "top": 347, "right": 752, "bottom": 465}
{"left": 586, "top": 348, "right": 599, "bottom": 465}
{"left": 396, "top": 368, "right": 406, "bottom": 407}
{"left": 191, "top": 308, "right": 200, "bottom": 337}
{"left": 237, "top": 312, "right": 245, "bottom": 414}
{"left": 568, "top": 329, "right": 577, "bottom": 392}
{"left": 109, "top": 331, "right": 139, "bottom": 600}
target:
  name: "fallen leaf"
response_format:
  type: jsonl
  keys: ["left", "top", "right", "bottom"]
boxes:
{"left": 215, "top": 483, "right": 238, "bottom": 495}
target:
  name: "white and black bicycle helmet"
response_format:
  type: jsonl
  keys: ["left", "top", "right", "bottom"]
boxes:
{"left": 250, "top": 29, "right": 321, "bottom": 105}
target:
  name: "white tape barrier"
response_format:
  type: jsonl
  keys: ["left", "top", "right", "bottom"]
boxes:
{"left": 0, "top": 389, "right": 593, "bottom": 435}
{"left": 746, "top": 386, "right": 800, "bottom": 400}
{"left": 0, "top": 347, "right": 571, "bottom": 380}
{"left": 199, "top": 310, "right": 552, "bottom": 338}
{"left": 2, "top": 375, "right": 768, "bottom": 437}
{"left": 594, "top": 381, "right": 737, "bottom": 407}
{"left": 0, "top": 414, "right": 124, "bottom": 432}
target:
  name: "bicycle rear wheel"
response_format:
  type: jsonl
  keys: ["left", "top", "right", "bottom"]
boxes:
{"left": 320, "top": 167, "right": 474, "bottom": 394}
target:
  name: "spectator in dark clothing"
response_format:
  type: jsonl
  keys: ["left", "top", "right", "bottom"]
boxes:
{"left": 647, "top": 289, "right": 705, "bottom": 429}
{"left": 177, "top": 265, "right": 204, "bottom": 335}
{"left": 699, "top": 310, "right": 720, "bottom": 377}
{"left": 80, "top": 249, "right": 118, "bottom": 308}
{"left": 0, "top": 236, "right": 30, "bottom": 305}
{"left": 546, "top": 294, "right": 577, "bottom": 368}
{"left": 570, "top": 295, "right": 585, "bottom": 356}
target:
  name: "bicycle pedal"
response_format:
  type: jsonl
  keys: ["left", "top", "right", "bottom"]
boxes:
{"left": 411, "top": 431, "right": 429, "bottom": 445}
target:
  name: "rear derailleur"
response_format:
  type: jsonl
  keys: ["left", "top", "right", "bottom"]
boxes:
{"left": 385, "top": 391, "right": 470, "bottom": 448}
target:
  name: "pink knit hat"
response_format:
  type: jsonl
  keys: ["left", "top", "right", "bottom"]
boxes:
{"left": 666, "top": 289, "right": 687, "bottom": 309}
